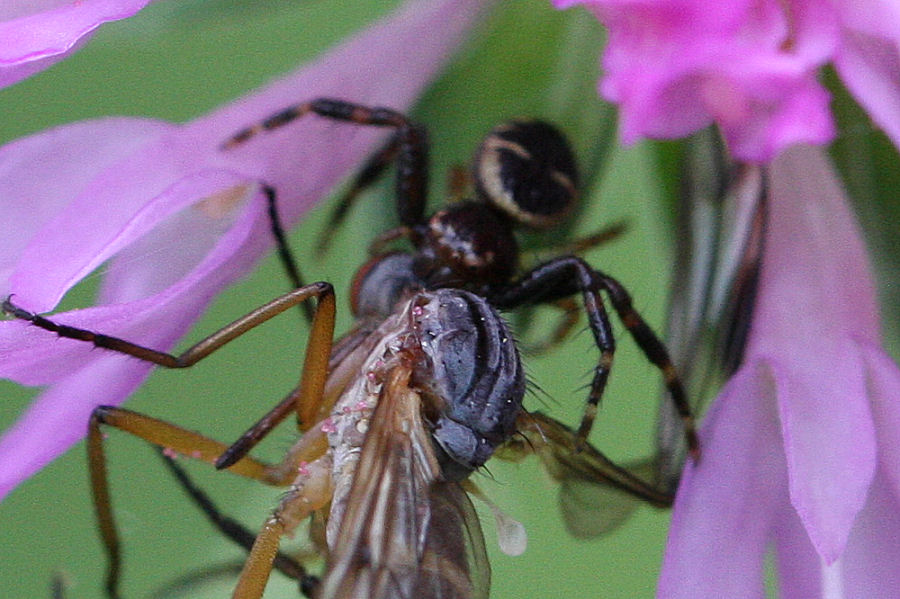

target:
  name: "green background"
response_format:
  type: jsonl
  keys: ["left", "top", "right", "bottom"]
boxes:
{"left": 1, "top": 1, "right": 898, "bottom": 598}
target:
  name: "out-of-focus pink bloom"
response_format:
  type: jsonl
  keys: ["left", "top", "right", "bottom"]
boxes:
{"left": 553, "top": 0, "right": 900, "bottom": 162}
{"left": 657, "top": 145, "right": 900, "bottom": 598}
{"left": 0, "top": 0, "right": 155, "bottom": 89}
{"left": 0, "top": 0, "right": 488, "bottom": 501}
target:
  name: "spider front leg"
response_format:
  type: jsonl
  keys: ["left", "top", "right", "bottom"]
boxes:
{"left": 491, "top": 255, "right": 700, "bottom": 459}
{"left": 315, "top": 133, "right": 402, "bottom": 255}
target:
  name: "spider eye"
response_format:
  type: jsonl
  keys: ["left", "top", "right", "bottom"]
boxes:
{"left": 472, "top": 120, "right": 579, "bottom": 229}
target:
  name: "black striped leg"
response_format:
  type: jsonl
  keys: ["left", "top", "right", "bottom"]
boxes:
{"left": 222, "top": 98, "right": 429, "bottom": 229}
{"left": 159, "top": 451, "right": 320, "bottom": 597}
{"left": 261, "top": 185, "right": 312, "bottom": 323}
{"left": 315, "top": 133, "right": 402, "bottom": 256}
{"left": 596, "top": 273, "right": 700, "bottom": 458}
{"left": 491, "top": 255, "right": 699, "bottom": 458}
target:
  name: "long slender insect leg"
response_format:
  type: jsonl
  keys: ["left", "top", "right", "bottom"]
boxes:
{"left": 233, "top": 457, "right": 333, "bottom": 599}
{"left": 6, "top": 282, "right": 335, "bottom": 463}
{"left": 87, "top": 409, "right": 266, "bottom": 599}
{"left": 86, "top": 404, "right": 330, "bottom": 599}
{"left": 214, "top": 279, "right": 337, "bottom": 470}
{"left": 3, "top": 283, "right": 332, "bottom": 370}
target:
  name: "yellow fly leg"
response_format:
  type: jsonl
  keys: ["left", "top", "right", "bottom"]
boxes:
{"left": 86, "top": 404, "right": 331, "bottom": 599}
{"left": 233, "top": 456, "right": 334, "bottom": 599}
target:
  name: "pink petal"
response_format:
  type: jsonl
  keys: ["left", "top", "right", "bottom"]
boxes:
{"left": 9, "top": 167, "right": 251, "bottom": 312}
{"left": 772, "top": 502, "right": 826, "bottom": 597}
{"left": 833, "top": 0, "right": 900, "bottom": 34}
{"left": 0, "top": 117, "right": 173, "bottom": 299}
{"left": 858, "top": 341, "right": 900, "bottom": 502}
{"left": 699, "top": 69, "right": 834, "bottom": 162}
{"left": 658, "top": 364, "right": 784, "bottom": 599}
{"left": 0, "top": 0, "right": 154, "bottom": 88}
{"left": 833, "top": 29, "right": 900, "bottom": 153}
{"left": 839, "top": 470, "right": 900, "bottom": 599}
{"left": 6, "top": 0, "right": 487, "bottom": 313}
{"left": 0, "top": 354, "right": 153, "bottom": 500}
{"left": 0, "top": 184, "right": 259, "bottom": 384}
{"left": 759, "top": 145, "right": 878, "bottom": 561}
{"left": 0, "top": 190, "right": 270, "bottom": 500}
{"left": 775, "top": 468, "right": 900, "bottom": 598}
{"left": 555, "top": 0, "right": 839, "bottom": 161}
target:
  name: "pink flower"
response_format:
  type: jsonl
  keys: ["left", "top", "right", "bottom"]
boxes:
{"left": 658, "top": 145, "right": 900, "bottom": 598}
{"left": 0, "top": 0, "right": 487, "bottom": 501}
{"left": 0, "top": 0, "right": 156, "bottom": 89}
{"left": 553, "top": 0, "right": 900, "bottom": 162}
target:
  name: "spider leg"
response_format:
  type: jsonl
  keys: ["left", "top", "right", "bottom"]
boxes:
{"left": 260, "top": 184, "right": 313, "bottom": 323}
{"left": 316, "top": 133, "right": 402, "bottom": 256}
{"left": 596, "top": 272, "right": 700, "bottom": 458}
{"left": 528, "top": 219, "right": 628, "bottom": 257}
{"left": 223, "top": 98, "right": 429, "bottom": 228}
{"left": 159, "top": 451, "right": 321, "bottom": 597}
{"left": 491, "top": 256, "right": 616, "bottom": 450}
{"left": 491, "top": 255, "right": 699, "bottom": 457}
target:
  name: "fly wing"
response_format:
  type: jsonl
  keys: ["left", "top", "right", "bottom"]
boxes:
{"left": 417, "top": 480, "right": 490, "bottom": 599}
{"left": 507, "top": 411, "right": 673, "bottom": 539}
{"left": 319, "top": 365, "right": 489, "bottom": 599}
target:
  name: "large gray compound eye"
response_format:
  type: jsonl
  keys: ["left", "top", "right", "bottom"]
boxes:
{"left": 472, "top": 120, "right": 579, "bottom": 229}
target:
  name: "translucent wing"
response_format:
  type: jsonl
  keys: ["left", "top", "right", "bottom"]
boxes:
{"left": 319, "top": 365, "right": 490, "bottom": 599}
{"left": 556, "top": 457, "right": 662, "bottom": 538}
{"left": 508, "top": 411, "right": 673, "bottom": 538}
{"left": 660, "top": 131, "right": 765, "bottom": 489}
